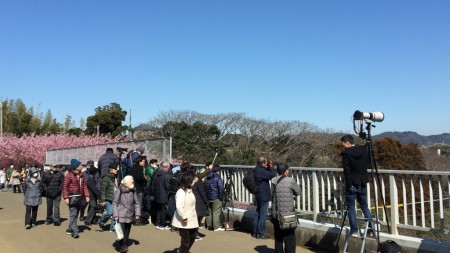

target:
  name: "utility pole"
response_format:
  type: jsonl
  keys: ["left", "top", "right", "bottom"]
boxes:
{"left": 129, "top": 108, "right": 133, "bottom": 140}
{"left": 96, "top": 125, "right": 100, "bottom": 135}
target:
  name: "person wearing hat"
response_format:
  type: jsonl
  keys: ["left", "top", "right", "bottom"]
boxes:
{"left": 23, "top": 167, "right": 43, "bottom": 229}
{"left": 41, "top": 163, "right": 64, "bottom": 226}
{"left": 62, "top": 159, "right": 90, "bottom": 239}
{"left": 99, "top": 163, "right": 119, "bottom": 232}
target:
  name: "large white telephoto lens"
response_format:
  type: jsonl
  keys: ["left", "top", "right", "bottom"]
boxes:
{"left": 353, "top": 110, "right": 384, "bottom": 122}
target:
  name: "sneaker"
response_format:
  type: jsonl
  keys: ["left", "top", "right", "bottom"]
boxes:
{"left": 66, "top": 228, "right": 72, "bottom": 234}
{"left": 164, "top": 225, "right": 171, "bottom": 230}
{"left": 31, "top": 224, "right": 36, "bottom": 228}
{"left": 98, "top": 223, "right": 105, "bottom": 231}
{"left": 72, "top": 234, "right": 79, "bottom": 239}
{"left": 109, "top": 229, "right": 115, "bottom": 233}
{"left": 257, "top": 235, "right": 267, "bottom": 239}
{"left": 195, "top": 235, "right": 203, "bottom": 241}
{"left": 25, "top": 224, "right": 31, "bottom": 229}
{"left": 349, "top": 229, "right": 359, "bottom": 236}
{"left": 214, "top": 227, "right": 225, "bottom": 232}
{"left": 54, "top": 222, "right": 61, "bottom": 226}
{"left": 156, "top": 226, "right": 164, "bottom": 230}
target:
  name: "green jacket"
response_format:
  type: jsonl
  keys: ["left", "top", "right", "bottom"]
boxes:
{"left": 101, "top": 173, "right": 116, "bottom": 202}
{"left": 6, "top": 168, "right": 13, "bottom": 180}
{"left": 145, "top": 166, "right": 155, "bottom": 189}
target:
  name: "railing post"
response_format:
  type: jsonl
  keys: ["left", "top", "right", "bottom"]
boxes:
{"left": 313, "top": 171, "right": 320, "bottom": 222}
{"left": 389, "top": 174, "right": 399, "bottom": 235}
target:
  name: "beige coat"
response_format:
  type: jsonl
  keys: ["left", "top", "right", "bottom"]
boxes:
{"left": 171, "top": 188, "right": 198, "bottom": 229}
{"left": 10, "top": 170, "right": 21, "bottom": 185}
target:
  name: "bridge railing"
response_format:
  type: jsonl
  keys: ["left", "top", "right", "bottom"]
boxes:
{"left": 211, "top": 165, "right": 450, "bottom": 237}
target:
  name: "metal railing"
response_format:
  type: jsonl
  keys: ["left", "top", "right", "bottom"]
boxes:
{"left": 214, "top": 165, "right": 450, "bottom": 237}
{"left": 45, "top": 137, "right": 172, "bottom": 165}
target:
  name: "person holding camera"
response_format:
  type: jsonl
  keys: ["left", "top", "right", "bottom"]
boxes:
{"left": 340, "top": 134, "right": 373, "bottom": 236}
{"left": 271, "top": 163, "right": 301, "bottom": 253}
{"left": 62, "top": 159, "right": 90, "bottom": 239}
{"left": 253, "top": 156, "right": 276, "bottom": 239}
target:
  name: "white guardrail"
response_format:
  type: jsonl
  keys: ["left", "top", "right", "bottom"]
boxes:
{"left": 212, "top": 165, "right": 450, "bottom": 237}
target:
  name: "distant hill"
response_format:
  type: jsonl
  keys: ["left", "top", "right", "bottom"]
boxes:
{"left": 373, "top": 131, "right": 450, "bottom": 146}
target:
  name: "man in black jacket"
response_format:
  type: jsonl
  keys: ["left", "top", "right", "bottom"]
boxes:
{"left": 98, "top": 148, "right": 119, "bottom": 177}
{"left": 253, "top": 156, "right": 276, "bottom": 239}
{"left": 41, "top": 164, "right": 64, "bottom": 226}
{"left": 153, "top": 161, "right": 172, "bottom": 230}
{"left": 84, "top": 163, "right": 101, "bottom": 226}
{"left": 341, "top": 134, "right": 373, "bottom": 235}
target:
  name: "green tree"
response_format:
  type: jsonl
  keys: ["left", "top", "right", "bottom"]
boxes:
{"left": 85, "top": 103, "right": 128, "bottom": 137}
{"left": 161, "top": 121, "right": 221, "bottom": 162}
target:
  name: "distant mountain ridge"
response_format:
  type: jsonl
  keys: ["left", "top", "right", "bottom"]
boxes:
{"left": 373, "top": 131, "right": 450, "bottom": 146}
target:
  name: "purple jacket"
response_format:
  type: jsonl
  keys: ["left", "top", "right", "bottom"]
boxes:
{"left": 113, "top": 185, "right": 141, "bottom": 223}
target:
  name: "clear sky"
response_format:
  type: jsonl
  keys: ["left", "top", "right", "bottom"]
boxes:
{"left": 1, "top": 1, "right": 449, "bottom": 136}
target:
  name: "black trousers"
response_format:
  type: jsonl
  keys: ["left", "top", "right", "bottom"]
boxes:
{"left": 119, "top": 222, "right": 132, "bottom": 247}
{"left": 155, "top": 202, "right": 167, "bottom": 226}
{"left": 46, "top": 195, "right": 61, "bottom": 222}
{"left": 79, "top": 199, "right": 87, "bottom": 218}
{"left": 25, "top": 205, "right": 39, "bottom": 226}
{"left": 85, "top": 198, "right": 98, "bottom": 224}
{"left": 13, "top": 185, "right": 22, "bottom": 193}
{"left": 273, "top": 219, "right": 296, "bottom": 253}
{"left": 178, "top": 228, "right": 197, "bottom": 253}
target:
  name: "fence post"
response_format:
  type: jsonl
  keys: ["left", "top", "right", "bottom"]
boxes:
{"left": 313, "top": 171, "right": 320, "bottom": 222}
{"left": 389, "top": 174, "right": 399, "bottom": 235}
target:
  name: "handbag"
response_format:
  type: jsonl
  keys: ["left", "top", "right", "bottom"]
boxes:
{"left": 114, "top": 222, "right": 124, "bottom": 240}
{"left": 69, "top": 193, "right": 82, "bottom": 206}
{"left": 274, "top": 176, "right": 298, "bottom": 230}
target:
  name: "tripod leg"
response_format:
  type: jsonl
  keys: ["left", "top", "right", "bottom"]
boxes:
{"left": 335, "top": 209, "right": 348, "bottom": 252}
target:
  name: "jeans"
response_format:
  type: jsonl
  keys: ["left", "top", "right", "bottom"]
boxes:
{"left": 178, "top": 228, "right": 197, "bottom": 253}
{"left": 25, "top": 205, "right": 39, "bottom": 226}
{"left": 46, "top": 195, "right": 61, "bottom": 222}
{"left": 253, "top": 200, "right": 269, "bottom": 237}
{"left": 206, "top": 199, "right": 222, "bottom": 229}
{"left": 346, "top": 185, "right": 372, "bottom": 231}
{"left": 69, "top": 205, "right": 80, "bottom": 235}
{"left": 99, "top": 201, "right": 116, "bottom": 231}
{"left": 273, "top": 219, "right": 296, "bottom": 253}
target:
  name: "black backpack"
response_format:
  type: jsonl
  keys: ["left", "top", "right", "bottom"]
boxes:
{"left": 243, "top": 168, "right": 259, "bottom": 194}
{"left": 379, "top": 240, "right": 403, "bottom": 253}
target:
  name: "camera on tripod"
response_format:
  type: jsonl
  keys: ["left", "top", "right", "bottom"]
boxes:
{"left": 116, "top": 147, "right": 128, "bottom": 153}
{"left": 353, "top": 110, "right": 384, "bottom": 122}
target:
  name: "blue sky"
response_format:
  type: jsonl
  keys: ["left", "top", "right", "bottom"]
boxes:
{"left": 1, "top": 1, "right": 449, "bottom": 136}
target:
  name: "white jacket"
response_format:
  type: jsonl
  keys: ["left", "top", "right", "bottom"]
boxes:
{"left": 171, "top": 188, "right": 198, "bottom": 229}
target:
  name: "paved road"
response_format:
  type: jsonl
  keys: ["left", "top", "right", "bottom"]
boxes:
{"left": 0, "top": 190, "right": 323, "bottom": 253}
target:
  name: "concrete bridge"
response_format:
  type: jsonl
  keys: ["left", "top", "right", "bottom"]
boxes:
{"left": 0, "top": 191, "right": 322, "bottom": 253}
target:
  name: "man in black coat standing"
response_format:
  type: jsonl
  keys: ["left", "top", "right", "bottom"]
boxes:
{"left": 341, "top": 134, "right": 373, "bottom": 235}
{"left": 253, "top": 156, "right": 276, "bottom": 239}
{"left": 41, "top": 164, "right": 64, "bottom": 226}
{"left": 153, "top": 161, "right": 172, "bottom": 230}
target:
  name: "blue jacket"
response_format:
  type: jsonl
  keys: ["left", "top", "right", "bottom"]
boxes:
{"left": 254, "top": 165, "right": 276, "bottom": 202}
{"left": 204, "top": 172, "right": 224, "bottom": 201}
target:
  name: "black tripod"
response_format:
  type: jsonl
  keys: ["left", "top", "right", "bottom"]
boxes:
{"left": 223, "top": 170, "right": 237, "bottom": 230}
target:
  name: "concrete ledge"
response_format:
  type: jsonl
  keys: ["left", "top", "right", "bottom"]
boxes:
{"left": 225, "top": 207, "right": 450, "bottom": 253}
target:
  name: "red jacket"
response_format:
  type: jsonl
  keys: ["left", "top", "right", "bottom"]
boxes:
{"left": 62, "top": 172, "right": 89, "bottom": 199}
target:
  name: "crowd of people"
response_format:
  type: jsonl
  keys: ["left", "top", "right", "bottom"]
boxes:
{"left": 1, "top": 144, "right": 311, "bottom": 253}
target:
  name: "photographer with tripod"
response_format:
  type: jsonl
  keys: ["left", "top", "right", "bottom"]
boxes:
{"left": 340, "top": 134, "right": 373, "bottom": 236}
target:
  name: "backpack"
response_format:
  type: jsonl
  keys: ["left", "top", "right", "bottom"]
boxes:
{"left": 166, "top": 195, "right": 176, "bottom": 217}
{"left": 243, "top": 168, "right": 258, "bottom": 194}
{"left": 379, "top": 240, "right": 403, "bottom": 253}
